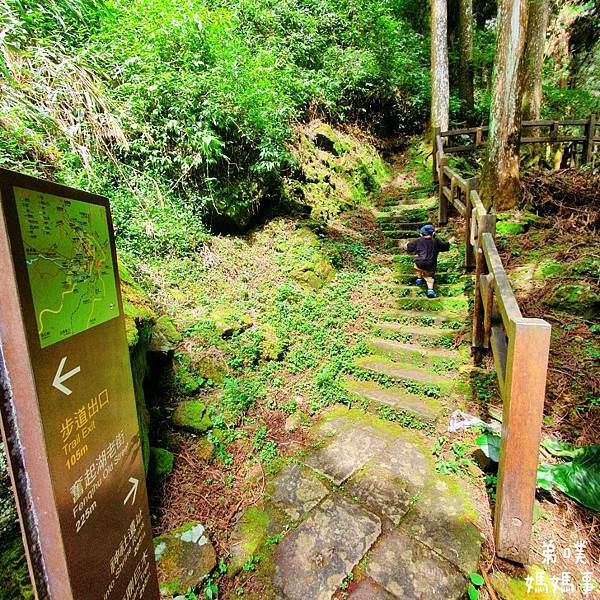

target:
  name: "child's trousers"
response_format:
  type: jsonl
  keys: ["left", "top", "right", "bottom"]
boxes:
{"left": 415, "top": 266, "right": 435, "bottom": 290}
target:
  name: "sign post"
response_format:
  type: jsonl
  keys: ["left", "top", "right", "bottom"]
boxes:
{"left": 0, "top": 168, "right": 159, "bottom": 599}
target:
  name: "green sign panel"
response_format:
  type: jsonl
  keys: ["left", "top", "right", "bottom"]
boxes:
{"left": 14, "top": 187, "right": 119, "bottom": 348}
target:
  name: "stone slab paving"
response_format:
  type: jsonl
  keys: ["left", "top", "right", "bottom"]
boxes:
{"left": 345, "top": 466, "right": 414, "bottom": 525}
{"left": 368, "top": 436, "right": 434, "bottom": 490}
{"left": 274, "top": 494, "right": 381, "bottom": 600}
{"left": 304, "top": 426, "right": 389, "bottom": 485}
{"left": 365, "top": 527, "right": 467, "bottom": 599}
{"left": 401, "top": 477, "right": 483, "bottom": 574}
{"left": 268, "top": 463, "right": 329, "bottom": 522}
{"left": 347, "top": 578, "right": 395, "bottom": 600}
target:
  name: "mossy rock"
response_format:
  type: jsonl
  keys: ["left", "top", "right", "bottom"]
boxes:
{"left": 149, "top": 447, "right": 174, "bottom": 485}
{"left": 490, "top": 565, "right": 562, "bottom": 599}
{"left": 496, "top": 221, "right": 526, "bottom": 236}
{"left": 195, "top": 349, "right": 229, "bottom": 384}
{"left": 171, "top": 401, "right": 212, "bottom": 434}
{"left": 548, "top": 283, "right": 600, "bottom": 317}
{"left": 533, "top": 259, "right": 564, "bottom": 280}
{"left": 211, "top": 305, "right": 252, "bottom": 337}
{"left": 119, "top": 261, "right": 156, "bottom": 349}
{"left": 258, "top": 324, "right": 284, "bottom": 361}
{"left": 228, "top": 506, "right": 272, "bottom": 576}
{"left": 149, "top": 315, "right": 182, "bottom": 353}
{"left": 154, "top": 522, "right": 216, "bottom": 596}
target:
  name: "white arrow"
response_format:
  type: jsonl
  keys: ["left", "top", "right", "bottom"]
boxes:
{"left": 124, "top": 477, "right": 139, "bottom": 506}
{"left": 52, "top": 356, "right": 81, "bottom": 396}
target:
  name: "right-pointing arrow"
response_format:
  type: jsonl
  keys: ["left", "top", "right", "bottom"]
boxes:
{"left": 123, "top": 477, "right": 139, "bottom": 506}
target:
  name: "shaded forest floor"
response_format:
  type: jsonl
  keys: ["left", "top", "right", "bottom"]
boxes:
{"left": 139, "top": 140, "right": 599, "bottom": 599}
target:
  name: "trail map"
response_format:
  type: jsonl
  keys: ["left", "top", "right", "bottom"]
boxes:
{"left": 14, "top": 187, "right": 119, "bottom": 348}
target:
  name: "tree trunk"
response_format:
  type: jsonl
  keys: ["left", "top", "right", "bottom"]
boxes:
{"left": 521, "top": 0, "right": 549, "bottom": 121}
{"left": 480, "top": 0, "right": 529, "bottom": 211}
{"left": 431, "top": 0, "right": 450, "bottom": 132}
{"left": 458, "top": 0, "right": 475, "bottom": 121}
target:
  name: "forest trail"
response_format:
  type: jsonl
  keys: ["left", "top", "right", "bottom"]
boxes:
{"left": 252, "top": 187, "right": 484, "bottom": 599}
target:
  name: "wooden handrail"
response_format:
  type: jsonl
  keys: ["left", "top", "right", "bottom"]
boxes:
{"left": 432, "top": 123, "right": 558, "bottom": 565}
{"left": 438, "top": 114, "right": 598, "bottom": 164}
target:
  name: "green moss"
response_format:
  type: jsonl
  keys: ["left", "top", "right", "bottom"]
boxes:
{"left": 119, "top": 261, "right": 156, "bottom": 349}
{"left": 171, "top": 400, "right": 212, "bottom": 433}
{"left": 258, "top": 324, "right": 284, "bottom": 361}
{"left": 288, "top": 122, "right": 390, "bottom": 220}
{"left": 153, "top": 522, "right": 215, "bottom": 595}
{"left": 228, "top": 505, "right": 271, "bottom": 575}
{"left": 490, "top": 566, "right": 562, "bottom": 600}
{"left": 533, "top": 259, "right": 564, "bottom": 280}
{"left": 149, "top": 447, "right": 174, "bottom": 484}
{"left": 496, "top": 221, "right": 526, "bottom": 236}
{"left": 548, "top": 283, "right": 600, "bottom": 316}
{"left": 211, "top": 305, "right": 252, "bottom": 337}
{"left": 284, "top": 228, "right": 336, "bottom": 290}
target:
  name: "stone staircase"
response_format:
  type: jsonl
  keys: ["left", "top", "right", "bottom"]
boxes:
{"left": 237, "top": 186, "right": 482, "bottom": 600}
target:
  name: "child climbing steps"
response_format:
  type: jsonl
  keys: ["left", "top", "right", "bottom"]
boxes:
{"left": 403, "top": 224, "right": 455, "bottom": 298}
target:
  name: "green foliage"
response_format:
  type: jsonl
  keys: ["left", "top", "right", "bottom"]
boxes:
{"left": 475, "top": 433, "right": 501, "bottom": 463}
{"left": 539, "top": 444, "right": 600, "bottom": 512}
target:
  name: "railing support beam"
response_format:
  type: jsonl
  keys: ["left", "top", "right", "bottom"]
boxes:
{"left": 494, "top": 318, "right": 551, "bottom": 564}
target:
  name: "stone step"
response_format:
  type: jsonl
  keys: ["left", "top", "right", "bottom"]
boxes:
{"left": 379, "top": 220, "right": 428, "bottom": 232}
{"left": 383, "top": 231, "right": 420, "bottom": 242}
{"left": 367, "top": 337, "right": 460, "bottom": 361}
{"left": 393, "top": 271, "right": 467, "bottom": 285}
{"left": 375, "top": 206, "right": 434, "bottom": 224}
{"left": 393, "top": 255, "right": 462, "bottom": 271}
{"left": 382, "top": 310, "right": 464, "bottom": 327}
{"left": 395, "top": 284, "right": 467, "bottom": 299}
{"left": 344, "top": 378, "right": 440, "bottom": 421}
{"left": 395, "top": 296, "right": 468, "bottom": 313}
{"left": 354, "top": 356, "right": 452, "bottom": 385}
{"left": 374, "top": 321, "right": 459, "bottom": 344}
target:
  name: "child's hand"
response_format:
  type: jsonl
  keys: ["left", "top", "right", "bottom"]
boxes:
{"left": 449, "top": 236, "right": 457, "bottom": 244}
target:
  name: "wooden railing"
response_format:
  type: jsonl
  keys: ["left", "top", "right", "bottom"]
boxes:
{"left": 438, "top": 114, "right": 598, "bottom": 164}
{"left": 432, "top": 124, "right": 561, "bottom": 564}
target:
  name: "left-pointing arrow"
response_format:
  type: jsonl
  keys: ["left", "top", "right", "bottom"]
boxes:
{"left": 52, "top": 356, "right": 81, "bottom": 396}
{"left": 124, "top": 477, "right": 139, "bottom": 506}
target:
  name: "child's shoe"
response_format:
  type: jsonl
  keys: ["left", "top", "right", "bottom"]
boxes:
{"left": 415, "top": 278, "right": 424, "bottom": 285}
{"left": 427, "top": 289, "right": 437, "bottom": 298}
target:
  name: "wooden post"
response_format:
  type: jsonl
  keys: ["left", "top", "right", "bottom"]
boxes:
{"left": 464, "top": 179, "right": 478, "bottom": 270}
{"left": 433, "top": 128, "right": 441, "bottom": 182}
{"left": 475, "top": 127, "right": 483, "bottom": 148}
{"left": 482, "top": 275, "right": 494, "bottom": 349}
{"left": 472, "top": 247, "right": 485, "bottom": 358}
{"left": 582, "top": 114, "right": 596, "bottom": 165}
{"left": 495, "top": 318, "right": 551, "bottom": 564}
{"left": 438, "top": 158, "right": 448, "bottom": 225}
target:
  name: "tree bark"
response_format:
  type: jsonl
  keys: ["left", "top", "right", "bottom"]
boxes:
{"left": 431, "top": 0, "right": 450, "bottom": 132}
{"left": 480, "top": 0, "right": 529, "bottom": 211}
{"left": 459, "top": 0, "right": 475, "bottom": 121}
{"left": 521, "top": 0, "right": 549, "bottom": 121}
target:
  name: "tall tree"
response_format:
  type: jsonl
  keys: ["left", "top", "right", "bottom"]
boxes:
{"left": 431, "top": 0, "right": 450, "bottom": 132}
{"left": 521, "top": 0, "right": 550, "bottom": 121}
{"left": 458, "top": 0, "right": 475, "bottom": 120}
{"left": 480, "top": 0, "right": 529, "bottom": 210}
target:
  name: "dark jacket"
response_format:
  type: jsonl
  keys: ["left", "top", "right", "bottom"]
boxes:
{"left": 406, "top": 236, "right": 450, "bottom": 272}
